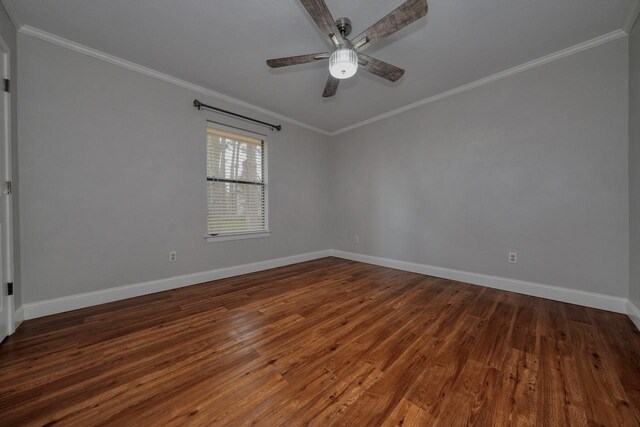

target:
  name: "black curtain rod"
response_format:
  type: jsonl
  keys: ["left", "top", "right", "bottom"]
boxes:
{"left": 193, "top": 99, "right": 281, "bottom": 131}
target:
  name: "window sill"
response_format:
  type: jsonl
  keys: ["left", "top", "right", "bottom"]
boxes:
{"left": 205, "top": 232, "right": 271, "bottom": 243}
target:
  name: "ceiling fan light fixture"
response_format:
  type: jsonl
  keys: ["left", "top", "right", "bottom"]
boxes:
{"left": 329, "top": 48, "right": 358, "bottom": 79}
{"left": 265, "top": 0, "right": 428, "bottom": 96}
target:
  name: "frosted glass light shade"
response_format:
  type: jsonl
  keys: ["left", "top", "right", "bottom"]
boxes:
{"left": 329, "top": 49, "right": 358, "bottom": 79}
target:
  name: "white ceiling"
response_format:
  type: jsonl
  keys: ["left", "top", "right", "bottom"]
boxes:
{"left": 5, "top": 0, "right": 636, "bottom": 132}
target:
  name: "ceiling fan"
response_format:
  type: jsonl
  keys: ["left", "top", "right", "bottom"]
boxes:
{"left": 266, "top": 0, "right": 428, "bottom": 97}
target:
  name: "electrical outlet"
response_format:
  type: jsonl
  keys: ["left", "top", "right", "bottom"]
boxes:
{"left": 508, "top": 252, "right": 517, "bottom": 264}
{"left": 354, "top": 236, "right": 360, "bottom": 244}
{"left": 169, "top": 251, "right": 177, "bottom": 262}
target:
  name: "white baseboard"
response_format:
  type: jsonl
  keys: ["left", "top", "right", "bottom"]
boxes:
{"left": 628, "top": 300, "right": 640, "bottom": 332}
{"left": 23, "top": 250, "right": 332, "bottom": 320}
{"left": 330, "top": 250, "right": 628, "bottom": 314}
{"left": 14, "top": 305, "right": 24, "bottom": 331}
{"left": 19, "top": 248, "right": 633, "bottom": 322}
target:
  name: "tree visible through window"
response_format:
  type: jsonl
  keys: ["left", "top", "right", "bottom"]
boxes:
{"left": 206, "top": 124, "right": 267, "bottom": 236}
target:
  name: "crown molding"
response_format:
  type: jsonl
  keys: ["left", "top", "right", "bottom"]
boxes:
{"left": 328, "top": 29, "right": 627, "bottom": 135}
{"left": 19, "top": 25, "right": 331, "bottom": 136}
{"left": 623, "top": 0, "right": 640, "bottom": 33}
{"left": 1, "top": 0, "right": 22, "bottom": 30}
{"left": 18, "top": 24, "right": 628, "bottom": 138}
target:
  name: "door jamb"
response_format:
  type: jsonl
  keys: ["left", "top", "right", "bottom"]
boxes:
{"left": 0, "top": 33, "right": 15, "bottom": 336}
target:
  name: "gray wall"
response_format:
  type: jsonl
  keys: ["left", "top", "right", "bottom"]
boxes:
{"left": 18, "top": 34, "right": 331, "bottom": 303}
{"left": 631, "top": 20, "right": 640, "bottom": 307}
{"left": 17, "top": 31, "right": 632, "bottom": 306}
{"left": 330, "top": 38, "right": 629, "bottom": 298}
{"left": 0, "top": 4, "right": 20, "bottom": 310}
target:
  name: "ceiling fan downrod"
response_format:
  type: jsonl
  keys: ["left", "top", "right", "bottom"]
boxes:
{"left": 335, "top": 17, "right": 352, "bottom": 38}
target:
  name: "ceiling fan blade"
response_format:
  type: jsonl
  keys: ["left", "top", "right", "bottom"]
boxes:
{"left": 322, "top": 76, "right": 339, "bottom": 97}
{"left": 299, "top": 0, "right": 343, "bottom": 48}
{"left": 358, "top": 54, "right": 405, "bottom": 82}
{"left": 266, "top": 53, "right": 330, "bottom": 68}
{"left": 352, "top": 0, "right": 428, "bottom": 52}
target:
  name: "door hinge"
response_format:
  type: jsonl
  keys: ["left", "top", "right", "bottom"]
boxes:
{"left": 4, "top": 181, "right": 10, "bottom": 195}
{"left": 3, "top": 79, "right": 8, "bottom": 93}
{"left": 7, "top": 282, "right": 13, "bottom": 296}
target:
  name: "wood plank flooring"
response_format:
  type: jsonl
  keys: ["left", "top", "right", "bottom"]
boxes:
{"left": 1, "top": 257, "right": 640, "bottom": 426}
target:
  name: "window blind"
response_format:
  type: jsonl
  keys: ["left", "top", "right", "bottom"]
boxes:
{"left": 206, "top": 125, "right": 267, "bottom": 236}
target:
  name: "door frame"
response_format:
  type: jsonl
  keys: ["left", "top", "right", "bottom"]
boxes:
{"left": 0, "top": 33, "right": 15, "bottom": 337}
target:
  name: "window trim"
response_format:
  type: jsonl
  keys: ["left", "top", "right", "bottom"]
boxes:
{"left": 204, "top": 231, "right": 271, "bottom": 243}
{"left": 204, "top": 121, "right": 269, "bottom": 241}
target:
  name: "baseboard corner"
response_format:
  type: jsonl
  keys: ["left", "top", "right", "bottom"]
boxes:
{"left": 627, "top": 300, "right": 640, "bottom": 332}
{"left": 13, "top": 305, "right": 24, "bottom": 332}
{"left": 329, "top": 249, "right": 627, "bottom": 314}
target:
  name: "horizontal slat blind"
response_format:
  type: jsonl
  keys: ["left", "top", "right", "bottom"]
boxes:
{"left": 207, "top": 126, "right": 266, "bottom": 236}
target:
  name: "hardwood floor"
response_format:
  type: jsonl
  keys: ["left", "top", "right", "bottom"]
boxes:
{"left": 1, "top": 257, "right": 640, "bottom": 426}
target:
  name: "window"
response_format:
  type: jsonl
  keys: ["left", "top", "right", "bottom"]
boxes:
{"left": 206, "top": 123, "right": 268, "bottom": 238}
